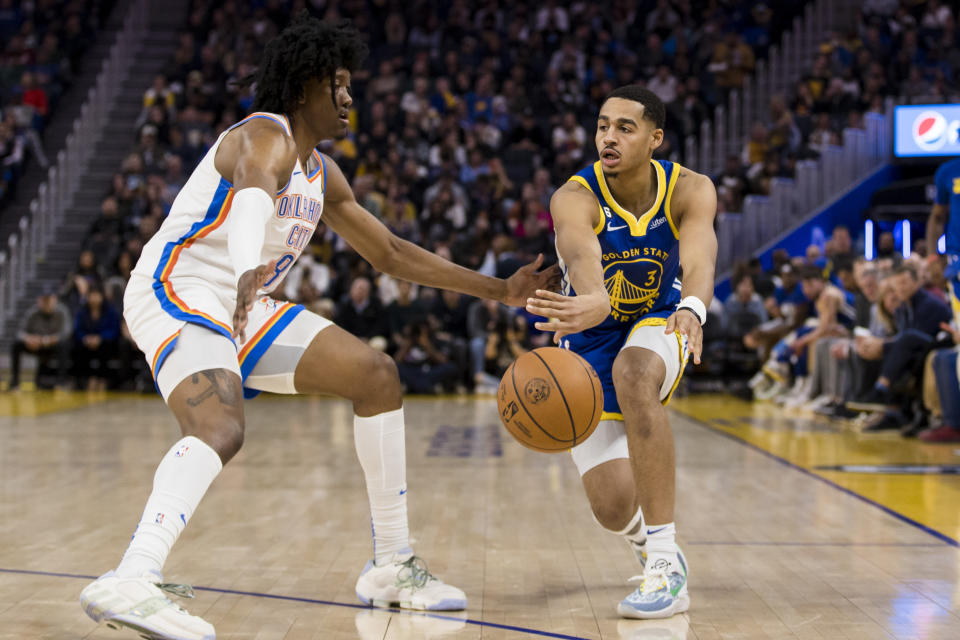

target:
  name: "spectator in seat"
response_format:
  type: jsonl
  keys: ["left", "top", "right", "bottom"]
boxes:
{"left": 72, "top": 287, "right": 120, "bottom": 391}
{"left": 394, "top": 322, "right": 459, "bottom": 394}
{"left": 61, "top": 249, "right": 103, "bottom": 309}
{"left": 806, "top": 265, "right": 884, "bottom": 414}
{"left": 745, "top": 258, "right": 775, "bottom": 298}
{"left": 8, "top": 289, "right": 71, "bottom": 390}
{"left": 385, "top": 279, "right": 427, "bottom": 350}
{"left": 143, "top": 73, "right": 176, "bottom": 114}
{"left": 725, "top": 273, "right": 768, "bottom": 340}
{"left": 745, "top": 263, "right": 809, "bottom": 360}
{"left": 335, "top": 276, "right": 387, "bottom": 348}
{"left": 85, "top": 196, "right": 127, "bottom": 266}
{"left": 468, "top": 297, "right": 517, "bottom": 392}
{"left": 849, "top": 264, "right": 952, "bottom": 416}
{"left": 648, "top": 64, "right": 678, "bottom": 103}
{"left": 714, "top": 154, "right": 748, "bottom": 213}
{"left": 103, "top": 251, "right": 135, "bottom": 309}
{"left": 552, "top": 111, "right": 587, "bottom": 176}
{"left": 429, "top": 289, "right": 472, "bottom": 389}
{"left": 825, "top": 225, "right": 854, "bottom": 271}
{"left": 710, "top": 32, "right": 755, "bottom": 94}
{"left": 509, "top": 109, "right": 548, "bottom": 151}
{"left": 752, "top": 266, "right": 854, "bottom": 401}
{"left": 18, "top": 71, "right": 48, "bottom": 121}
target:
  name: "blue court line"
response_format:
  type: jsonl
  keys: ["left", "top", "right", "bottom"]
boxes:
{"left": 686, "top": 541, "right": 946, "bottom": 547}
{"left": 678, "top": 413, "right": 960, "bottom": 548}
{"left": 0, "top": 567, "right": 591, "bottom": 640}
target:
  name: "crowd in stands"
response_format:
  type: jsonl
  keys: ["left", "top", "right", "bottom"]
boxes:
{"left": 709, "top": 223, "right": 959, "bottom": 443}
{"left": 6, "top": 0, "right": 960, "bottom": 443}
{"left": 8, "top": 0, "right": 802, "bottom": 391}
{"left": 716, "top": 0, "right": 960, "bottom": 213}
{"left": 0, "top": 0, "right": 113, "bottom": 208}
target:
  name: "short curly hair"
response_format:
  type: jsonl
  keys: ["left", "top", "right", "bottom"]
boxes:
{"left": 604, "top": 85, "right": 666, "bottom": 130}
{"left": 252, "top": 14, "right": 368, "bottom": 114}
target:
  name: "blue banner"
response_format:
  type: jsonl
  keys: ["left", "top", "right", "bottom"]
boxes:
{"left": 894, "top": 104, "right": 960, "bottom": 157}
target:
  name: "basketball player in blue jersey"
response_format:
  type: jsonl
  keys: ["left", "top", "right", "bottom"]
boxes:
{"left": 927, "top": 156, "right": 960, "bottom": 322}
{"left": 526, "top": 86, "right": 717, "bottom": 619}
{"left": 78, "top": 17, "right": 558, "bottom": 640}
{"left": 922, "top": 156, "right": 960, "bottom": 442}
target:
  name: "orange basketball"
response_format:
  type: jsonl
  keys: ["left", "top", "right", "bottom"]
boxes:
{"left": 497, "top": 347, "right": 604, "bottom": 452}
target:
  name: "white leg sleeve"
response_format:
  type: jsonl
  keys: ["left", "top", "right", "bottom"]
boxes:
{"left": 354, "top": 408, "right": 410, "bottom": 565}
{"left": 116, "top": 436, "right": 223, "bottom": 578}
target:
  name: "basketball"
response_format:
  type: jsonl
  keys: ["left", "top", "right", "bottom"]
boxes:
{"left": 497, "top": 347, "right": 604, "bottom": 452}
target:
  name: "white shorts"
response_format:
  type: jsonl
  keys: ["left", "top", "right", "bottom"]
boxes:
{"left": 569, "top": 321, "right": 689, "bottom": 476}
{"left": 124, "top": 275, "right": 331, "bottom": 401}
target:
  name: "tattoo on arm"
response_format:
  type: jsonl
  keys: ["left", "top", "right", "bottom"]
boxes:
{"left": 186, "top": 369, "right": 241, "bottom": 407}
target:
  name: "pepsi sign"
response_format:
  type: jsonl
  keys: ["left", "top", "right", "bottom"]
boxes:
{"left": 895, "top": 104, "right": 960, "bottom": 157}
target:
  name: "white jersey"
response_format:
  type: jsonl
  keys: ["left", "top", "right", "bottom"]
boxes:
{"left": 131, "top": 111, "right": 325, "bottom": 319}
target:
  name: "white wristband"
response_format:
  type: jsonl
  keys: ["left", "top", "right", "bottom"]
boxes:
{"left": 677, "top": 296, "right": 707, "bottom": 326}
{"left": 227, "top": 187, "right": 274, "bottom": 284}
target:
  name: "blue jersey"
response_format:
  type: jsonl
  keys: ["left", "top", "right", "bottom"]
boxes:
{"left": 557, "top": 159, "right": 687, "bottom": 419}
{"left": 774, "top": 283, "right": 806, "bottom": 306}
{"left": 935, "top": 158, "right": 960, "bottom": 255}
{"left": 562, "top": 158, "right": 682, "bottom": 328}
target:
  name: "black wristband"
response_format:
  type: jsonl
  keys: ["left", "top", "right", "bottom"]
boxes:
{"left": 677, "top": 306, "right": 702, "bottom": 325}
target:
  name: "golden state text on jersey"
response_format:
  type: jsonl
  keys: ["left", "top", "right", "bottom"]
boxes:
{"left": 560, "top": 158, "right": 682, "bottom": 328}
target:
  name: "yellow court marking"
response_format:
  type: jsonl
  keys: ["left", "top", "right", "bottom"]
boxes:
{"left": 0, "top": 390, "right": 119, "bottom": 417}
{"left": 670, "top": 394, "right": 960, "bottom": 545}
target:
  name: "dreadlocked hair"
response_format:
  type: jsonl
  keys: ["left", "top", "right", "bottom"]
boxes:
{"left": 249, "top": 12, "right": 367, "bottom": 114}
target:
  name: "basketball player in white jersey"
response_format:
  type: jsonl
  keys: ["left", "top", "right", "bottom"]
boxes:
{"left": 79, "top": 18, "right": 558, "bottom": 640}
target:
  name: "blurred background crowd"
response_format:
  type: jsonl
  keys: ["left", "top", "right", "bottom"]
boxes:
{"left": 0, "top": 0, "right": 116, "bottom": 206}
{"left": 3, "top": 0, "right": 960, "bottom": 441}
{"left": 715, "top": 228, "right": 959, "bottom": 442}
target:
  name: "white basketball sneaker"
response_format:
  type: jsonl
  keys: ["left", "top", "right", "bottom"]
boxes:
{"left": 79, "top": 570, "right": 215, "bottom": 640}
{"left": 355, "top": 551, "right": 467, "bottom": 611}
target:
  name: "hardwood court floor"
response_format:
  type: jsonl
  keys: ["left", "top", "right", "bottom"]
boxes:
{"left": 0, "top": 391, "right": 958, "bottom": 640}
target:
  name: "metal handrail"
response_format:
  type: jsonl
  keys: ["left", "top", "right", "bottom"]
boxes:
{"left": 694, "top": 0, "right": 894, "bottom": 275}
{"left": 0, "top": 0, "right": 147, "bottom": 323}
{"left": 688, "top": 0, "right": 856, "bottom": 177}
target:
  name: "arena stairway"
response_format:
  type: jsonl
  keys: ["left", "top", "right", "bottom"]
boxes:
{"left": 0, "top": 0, "right": 190, "bottom": 360}
{"left": 0, "top": 3, "right": 123, "bottom": 250}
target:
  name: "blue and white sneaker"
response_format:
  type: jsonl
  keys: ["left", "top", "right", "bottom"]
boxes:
{"left": 617, "top": 549, "right": 689, "bottom": 619}
{"left": 355, "top": 551, "right": 467, "bottom": 611}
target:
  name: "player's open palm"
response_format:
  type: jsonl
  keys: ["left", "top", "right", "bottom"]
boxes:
{"left": 526, "top": 289, "right": 610, "bottom": 343}
{"left": 665, "top": 309, "right": 703, "bottom": 365}
{"left": 232, "top": 259, "right": 277, "bottom": 342}
{"left": 503, "top": 254, "right": 562, "bottom": 306}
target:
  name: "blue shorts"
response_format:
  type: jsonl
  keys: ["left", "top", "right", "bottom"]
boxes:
{"left": 563, "top": 309, "right": 687, "bottom": 419}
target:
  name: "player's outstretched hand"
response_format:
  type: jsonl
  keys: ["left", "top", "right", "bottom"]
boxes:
{"left": 665, "top": 309, "right": 703, "bottom": 365}
{"left": 526, "top": 289, "right": 610, "bottom": 344}
{"left": 503, "top": 254, "right": 562, "bottom": 307}
{"left": 232, "top": 259, "right": 277, "bottom": 342}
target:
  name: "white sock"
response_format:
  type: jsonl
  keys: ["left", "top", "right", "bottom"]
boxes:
{"left": 115, "top": 436, "right": 223, "bottom": 578}
{"left": 354, "top": 408, "right": 410, "bottom": 565}
{"left": 644, "top": 522, "right": 681, "bottom": 573}
{"left": 599, "top": 505, "right": 646, "bottom": 562}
